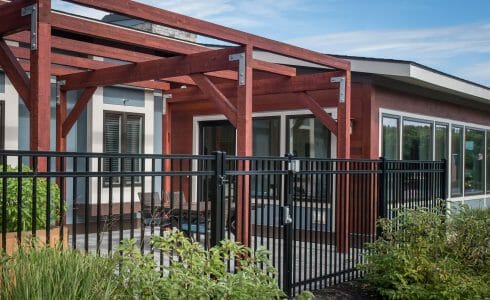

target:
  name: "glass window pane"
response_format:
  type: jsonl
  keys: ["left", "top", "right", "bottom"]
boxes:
{"left": 253, "top": 117, "right": 280, "bottom": 156}
{"left": 435, "top": 124, "right": 448, "bottom": 161}
{"left": 200, "top": 121, "right": 236, "bottom": 155}
{"left": 0, "top": 71, "right": 5, "bottom": 94}
{"left": 487, "top": 131, "right": 489, "bottom": 194}
{"left": 382, "top": 116, "right": 399, "bottom": 159}
{"left": 451, "top": 126, "right": 463, "bottom": 196}
{"left": 288, "top": 116, "right": 331, "bottom": 158}
{"left": 402, "top": 119, "right": 433, "bottom": 160}
{"left": 464, "top": 128, "right": 485, "bottom": 194}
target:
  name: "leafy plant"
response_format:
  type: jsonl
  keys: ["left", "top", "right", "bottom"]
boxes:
{"left": 359, "top": 205, "right": 490, "bottom": 299}
{"left": 0, "top": 164, "right": 61, "bottom": 232}
{"left": 1, "top": 245, "right": 119, "bottom": 300}
{"left": 114, "top": 230, "right": 286, "bottom": 299}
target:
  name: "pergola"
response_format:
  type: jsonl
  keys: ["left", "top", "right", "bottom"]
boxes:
{"left": 0, "top": 0, "right": 352, "bottom": 248}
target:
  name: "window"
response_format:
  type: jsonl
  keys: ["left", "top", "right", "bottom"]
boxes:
{"left": 402, "top": 119, "right": 432, "bottom": 160}
{"left": 199, "top": 120, "right": 235, "bottom": 155}
{"left": 464, "top": 128, "right": 485, "bottom": 195}
{"left": 451, "top": 126, "right": 463, "bottom": 196}
{"left": 435, "top": 124, "right": 449, "bottom": 161}
{"left": 253, "top": 117, "right": 280, "bottom": 156}
{"left": 288, "top": 115, "right": 331, "bottom": 158}
{"left": 103, "top": 111, "right": 144, "bottom": 185}
{"left": 382, "top": 115, "right": 399, "bottom": 159}
{"left": 0, "top": 101, "right": 4, "bottom": 150}
{"left": 487, "top": 131, "right": 489, "bottom": 194}
{"left": 0, "top": 71, "right": 5, "bottom": 94}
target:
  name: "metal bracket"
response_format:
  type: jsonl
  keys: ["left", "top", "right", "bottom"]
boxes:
{"left": 56, "top": 80, "right": 66, "bottom": 105}
{"left": 330, "top": 76, "right": 346, "bottom": 103}
{"left": 229, "top": 53, "right": 246, "bottom": 86}
{"left": 283, "top": 207, "right": 293, "bottom": 225}
{"left": 21, "top": 4, "right": 38, "bottom": 50}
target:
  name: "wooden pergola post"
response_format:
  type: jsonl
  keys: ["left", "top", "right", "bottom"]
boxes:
{"left": 29, "top": 0, "right": 51, "bottom": 170}
{"left": 235, "top": 45, "right": 253, "bottom": 246}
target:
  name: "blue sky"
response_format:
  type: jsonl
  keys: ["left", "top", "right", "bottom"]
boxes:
{"left": 53, "top": 0, "right": 490, "bottom": 87}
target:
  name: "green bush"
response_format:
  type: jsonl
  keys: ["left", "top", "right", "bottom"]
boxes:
{"left": 114, "top": 230, "right": 286, "bottom": 299}
{"left": 0, "top": 164, "right": 61, "bottom": 232}
{"left": 1, "top": 246, "right": 119, "bottom": 300}
{"left": 359, "top": 206, "right": 490, "bottom": 299}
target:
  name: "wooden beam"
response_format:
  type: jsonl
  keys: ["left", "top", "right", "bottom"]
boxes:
{"left": 169, "top": 71, "right": 343, "bottom": 102}
{"left": 0, "top": 0, "right": 33, "bottom": 36}
{"left": 20, "top": 61, "right": 82, "bottom": 76}
{"left": 62, "top": 87, "right": 97, "bottom": 137}
{"left": 298, "top": 92, "right": 338, "bottom": 136}
{"left": 251, "top": 59, "right": 296, "bottom": 77}
{"left": 66, "top": 0, "right": 350, "bottom": 70}
{"left": 10, "top": 45, "right": 170, "bottom": 90}
{"left": 0, "top": 40, "right": 31, "bottom": 108}
{"left": 29, "top": 0, "right": 51, "bottom": 164}
{"left": 56, "top": 89, "right": 67, "bottom": 152}
{"left": 190, "top": 74, "right": 237, "bottom": 127}
{"left": 59, "top": 46, "right": 242, "bottom": 90}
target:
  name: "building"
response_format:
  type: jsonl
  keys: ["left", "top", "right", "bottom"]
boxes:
{"left": 0, "top": 1, "right": 488, "bottom": 222}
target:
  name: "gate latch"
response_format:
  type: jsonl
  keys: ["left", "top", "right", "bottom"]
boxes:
{"left": 218, "top": 175, "right": 228, "bottom": 187}
{"left": 283, "top": 206, "right": 293, "bottom": 225}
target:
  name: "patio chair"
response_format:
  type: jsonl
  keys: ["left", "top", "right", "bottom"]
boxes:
{"left": 165, "top": 191, "right": 208, "bottom": 235}
{"left": 138, "top": 192, "right": 171, "bottom": 229}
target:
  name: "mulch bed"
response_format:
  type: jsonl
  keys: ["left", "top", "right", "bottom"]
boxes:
{"left": 312, "top": 280, "right": 381, "bottom": 300}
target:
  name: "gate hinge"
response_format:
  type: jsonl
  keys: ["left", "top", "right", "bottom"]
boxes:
{"left": 21, "top": 4, "right": 38, "bottom": 50}
{"left": 330, "top": 76, "right": 346, "bottom": 103}
{"left": 229, "top": 53, "right": 246, "bottom": 86}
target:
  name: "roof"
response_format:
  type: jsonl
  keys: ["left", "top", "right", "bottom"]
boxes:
{"left": 251, "top": 49, "right": 490, "bottom": 105}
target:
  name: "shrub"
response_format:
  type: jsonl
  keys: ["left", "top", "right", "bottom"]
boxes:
{"left": 0, "top": 164, "right": 61, "bottom": 232}
{"left": 114, "top": 230, "right": 286, "bottom": 299}
{"left": 359, "top": 206, "right": 490, "bottom": 299}
{"left": 0, "top": 246, "right": 119, "bottom": 300}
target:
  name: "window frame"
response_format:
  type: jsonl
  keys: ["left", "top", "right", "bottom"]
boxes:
{"left": 102, "top": 110, "right": 145, "bottom": 186}
{"left": 463, "top": 127, "right": 486, "bottom": 196}
{"left": 401, "top": 117, "right": 433, "bottom": 161}
{"left": 286, "top": 114, "right": 332, "bottom": 158}
{"left": 381, "top": 114, "right": 401, "bottom": 160}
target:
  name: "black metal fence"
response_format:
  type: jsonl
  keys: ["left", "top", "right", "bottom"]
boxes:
{"left": 0, "top": 150, "right": 447, "bottom": 297}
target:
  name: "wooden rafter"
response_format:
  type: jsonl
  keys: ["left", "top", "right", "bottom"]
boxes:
{"left": 0, "top": 39, "right": 31, "bottom": 108}
{"left": 0, "top": 0, "right": 33, "bottom": 36}
{"left": 298, "top": 92, "right": 338, "bottom": 135}
{"left": 168, "top": 71, "right": 344, "bottom": 102}
{"left": 59, "top": 46, "right": 244, "bottom": 90}
{"left": 190, "top": 74, "right": 237, "bottom": 127}
{"left": 66, "top": 0, "right": 350, "bottom": 69}
{"left": 62, "top": 86, "right": 97, "bottom": 137}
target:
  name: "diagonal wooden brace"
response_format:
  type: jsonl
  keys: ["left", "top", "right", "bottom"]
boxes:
{"left": 61, "top": 86, "right": 97, "bottom": 137}
{"left": 298, "top": 92, "right": 338, "bottom": 136}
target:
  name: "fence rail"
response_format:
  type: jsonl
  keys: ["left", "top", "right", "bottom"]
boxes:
{"left": 0, "top": 150, "right": 447, "bottom": 297}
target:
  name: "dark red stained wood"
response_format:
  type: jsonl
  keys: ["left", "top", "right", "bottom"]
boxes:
{"left": 59, "top": 46, "right": 242, "bottom": 90}
{"left": 10, "top": 45, "right": 170, "bottom": 90}
{"left": 65, "top": 0, "right": 350, "bottom": 70}
{"left": 20, "top": 61, "right": 81, "bottom": 76}
{"left": 169, "top": 71, "right": 343, "bottom": 102}
{"left": 0, "top": 40, "right": 31, "bottom": 109}
{"left": 29, "top": 2, "right": 51, "bottom": 170}
{"left": 190, "top": 74, "right": 237, "bottom": 127}
{"left": 8, "top": 31, "right": 161, "bottom": 62}
{"left": 335, "top": 70, "right": 351, "bottom": 253}
{"left": 0, "top": 0, "right": 32, "bottom": 36}
{"left": 62, "top": 87, "right": 97, "bottom": 137}
{"left": 251, "top": 59, "right": 296, "bottom": 77}
{"left": 235, "top": 45, "right": 253, "bottom": 247}
{"left": 299, "top": 92, "right": 338, "bottom": 135}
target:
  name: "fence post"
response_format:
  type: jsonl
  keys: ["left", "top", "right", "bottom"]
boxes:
{"left": 282, "top": 153, "right": 294, "bottom": 298}
{"left": 211, "top": 151, "right": 226, "bottom": 247}
{"left": 440, "top": 158, "right": 448, "bottom": 212}
{"left": 377, "top": 157, "right": 386, "bottom": 237}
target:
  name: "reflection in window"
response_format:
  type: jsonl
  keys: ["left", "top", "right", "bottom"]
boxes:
{"left": 451, "top": 126, "right": 463, "bottom": 196}
{"left": 464, "top": 129, "right": 485, "bottom": 194}
{"left": 0, "top": 71, "right": 4, "bottom": 94}
{"left": 382, "top": 116, "right": 399, "bottom": 159}
{"left": 402, "top": 119, "right": 432, "bottom": 160}
{"left": 487, "top": 132, "right": 490, "bottom": 194}
{"left": 288, "top": 116, "right": 331, "bottom": 158}
{"left": 435, "top": 124, "right": 448, "bottom": 161}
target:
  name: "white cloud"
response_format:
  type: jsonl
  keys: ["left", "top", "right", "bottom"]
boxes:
{"left": 286, "top": 23, "right": 490, "bottom": 60}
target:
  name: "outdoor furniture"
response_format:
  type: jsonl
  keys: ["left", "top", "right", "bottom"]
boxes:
{"left": 137, "top": 192, "right": 171, "bottom": 229}
{"left": 163, "top": 192, "right": 210, "bottom": 234}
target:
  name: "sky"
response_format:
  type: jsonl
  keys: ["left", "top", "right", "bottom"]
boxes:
{"left": 52, "top": 0, "right": 490, "bottom": 87}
